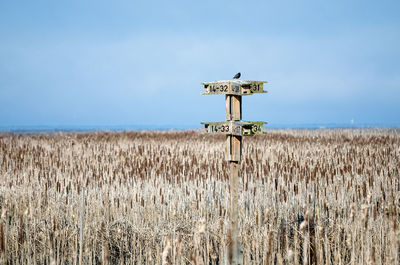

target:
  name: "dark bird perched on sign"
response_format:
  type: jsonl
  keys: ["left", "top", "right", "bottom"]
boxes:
{"left": 233, "top": 72, "right": 241, "bottom": 79}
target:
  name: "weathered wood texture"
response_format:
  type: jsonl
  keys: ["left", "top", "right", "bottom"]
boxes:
{"left": 226, "top": 95, "right": 242, "bottom": 121}
{"left": 229, "top": 161, "right": 240, "bottom": 265}
{"left": 226, "top": 135, "right": 242, "bottom": 162}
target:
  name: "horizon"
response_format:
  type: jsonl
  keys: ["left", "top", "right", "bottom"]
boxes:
{"left": 1, "top": 122, "right": 399, "bottom": 133}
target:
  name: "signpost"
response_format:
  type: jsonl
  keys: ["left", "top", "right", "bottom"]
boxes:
{"left": 201, "top": 79, "right": 267, "bottom": 264}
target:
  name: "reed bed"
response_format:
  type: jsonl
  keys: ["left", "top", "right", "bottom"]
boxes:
{"left": 0, "top": 129, "right": 399, "bottom": 264}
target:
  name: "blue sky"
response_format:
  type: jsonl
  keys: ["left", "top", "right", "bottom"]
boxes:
{"left": 1, "top": 0, "right": 399, "bottom": 129}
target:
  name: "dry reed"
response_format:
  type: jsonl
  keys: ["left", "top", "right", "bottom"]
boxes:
{"left": 0, "top": 129, "right": 399, "bottom": 264}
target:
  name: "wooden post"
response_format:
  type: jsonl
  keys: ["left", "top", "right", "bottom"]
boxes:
{"left": 226, "top": 95, "right": 242, "bottom": 264}
{"left": 229, "top": 161, "right": 240, "bottom": 264}
{"left": 201, "top": 79, "right": 267, "bottom": 265}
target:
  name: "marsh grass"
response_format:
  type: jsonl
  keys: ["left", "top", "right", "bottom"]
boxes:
{"left": 0, "top": 129, "right": 399, "bottom": 264}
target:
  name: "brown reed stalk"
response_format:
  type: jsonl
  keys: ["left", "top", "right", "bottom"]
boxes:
{"left": 227, "top": 228, "right": 233, "bottom": 264}
{"left": 0, "top": 223, "right": 4, "bottom": 254}
{"left": 18, "top": 214, "right": 23, "bottom": 245}
{"left": 265, "top": 229, "right": 273, "bottom": 265}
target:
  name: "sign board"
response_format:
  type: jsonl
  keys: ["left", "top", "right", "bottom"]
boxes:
{"left": 201, "top": 80, "right": 267, "bottom": 96}
{"left": 201, "top": 121, "right": 266, "bottom": 136}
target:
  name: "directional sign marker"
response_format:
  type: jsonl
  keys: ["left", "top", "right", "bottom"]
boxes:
{"left": 201, "top": 121, "right": 266, "bottom": 136}
{"left": 201, "top": 80, "right": 267, "bottom": 96}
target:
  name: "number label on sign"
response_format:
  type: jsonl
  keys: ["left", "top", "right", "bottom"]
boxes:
{"left": 208, "top": 84, "right": 228, "bottom": 93}
{"left": 251, "top": 124, "right": 261, "bottom": 133}
{"left": 250, "top": 83, "right": 263, "bottom": 93}
{"left": 209, "top": 124, "right": 230, "bottom": 133}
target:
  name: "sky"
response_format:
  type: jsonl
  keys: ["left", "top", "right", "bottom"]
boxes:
{"left": 0, "top": 0, "right": 399, "bottom": 129}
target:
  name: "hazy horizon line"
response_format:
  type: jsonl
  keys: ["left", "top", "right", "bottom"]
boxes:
{"left": 0, "top": 122, "right": 399, "bottom": 133}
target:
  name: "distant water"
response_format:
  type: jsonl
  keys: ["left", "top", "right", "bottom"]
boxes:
{"left": 0, "top": 124, "right": 199, "bottom": 133}
{"left": 0, "top": 123, "right": 398, "bottom": 133}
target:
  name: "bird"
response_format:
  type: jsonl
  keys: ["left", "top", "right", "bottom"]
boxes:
{"left": 233, "top": 72, "right": 241, "bottom": 79}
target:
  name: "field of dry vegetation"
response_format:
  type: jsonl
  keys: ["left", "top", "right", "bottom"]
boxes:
{"left": 0, "top": 129, "right": 399, "bottom": 264}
